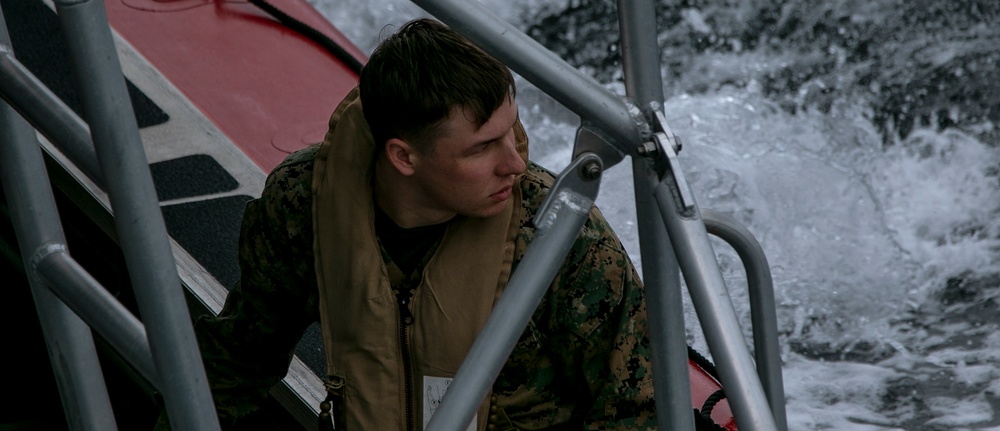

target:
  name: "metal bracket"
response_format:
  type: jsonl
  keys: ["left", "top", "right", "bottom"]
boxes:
{"left": 533, "top": 152, "right": 603, "bottom": 232}
{"left": 637, "top": 105, "right": 695, "bottom": 214}
{"left": 572, "top": 122, "right": 626, "bottom": 170}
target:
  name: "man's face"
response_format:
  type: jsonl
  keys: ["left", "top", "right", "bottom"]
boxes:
{"left": 407, "top": 97, "right": 526, "bottom": 220}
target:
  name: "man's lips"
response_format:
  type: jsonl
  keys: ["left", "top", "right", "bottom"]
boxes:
{"left": 490, "top": 185, "right": 513, "bottom": 201}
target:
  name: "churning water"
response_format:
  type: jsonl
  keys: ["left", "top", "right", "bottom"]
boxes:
{"left": 310, "top": 0, "right": 1000, "bottom": 429}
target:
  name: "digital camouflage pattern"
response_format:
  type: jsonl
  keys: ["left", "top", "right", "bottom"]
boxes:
{"left": 195, "top": 144, "right": 658, "bottom": 430}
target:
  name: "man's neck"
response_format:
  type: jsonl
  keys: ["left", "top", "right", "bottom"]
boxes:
{"left": 372, "top": 157, "right": 455, "bottom": 228}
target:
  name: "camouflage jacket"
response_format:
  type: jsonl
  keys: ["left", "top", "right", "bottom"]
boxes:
{"left": 196, "top": 144, "right": 658, "bottom": 430}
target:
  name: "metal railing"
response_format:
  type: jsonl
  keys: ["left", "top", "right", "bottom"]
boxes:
{"left": 0, "top": 0, "right": 786, "bottom": 430}
{"left": 0, "top": 1, "right": 220, "bottom": 430}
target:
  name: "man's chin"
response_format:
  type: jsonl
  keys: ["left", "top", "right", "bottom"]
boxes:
{"left": 465, "top": 201, "right": 509, "bottom": 219}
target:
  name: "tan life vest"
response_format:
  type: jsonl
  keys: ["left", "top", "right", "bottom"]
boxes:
{"left": 311, "top": 88, "right": 528, "bottom": 430}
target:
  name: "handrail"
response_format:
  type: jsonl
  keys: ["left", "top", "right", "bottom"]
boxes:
{"left": 1, "top": 20, "right": 119, "bottom": 431}
{"left": 51, "top": 0, "right": 221, "bottom": 426}
{"left": 52, "top": 0, "right": 221, "bottom": 427}
{"left": 35, "top": 249, "right": 159, "bottom": 387}
{"left": 0, "top": 0, "right": 221, "bottom": 429}
{"left": 0, "top": 43, "right": 102, "bottom": 187}
{"left": 703, "top": 209, "right": 788, "bottom": 431}
{"left": 615, "top": 0, "right": 697, "bottom": 429}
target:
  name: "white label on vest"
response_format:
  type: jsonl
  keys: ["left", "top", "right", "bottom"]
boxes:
{"left": 423, "top": 375, "right": 476, "bottom": 431}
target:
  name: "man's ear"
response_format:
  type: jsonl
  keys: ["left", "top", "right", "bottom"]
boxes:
{"left": 384, "top": 137, "right": 417, "bottom": 176}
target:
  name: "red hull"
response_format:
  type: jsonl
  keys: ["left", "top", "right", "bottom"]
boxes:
{"left": 106, "top": 0, "right": 364, "bottom": 171}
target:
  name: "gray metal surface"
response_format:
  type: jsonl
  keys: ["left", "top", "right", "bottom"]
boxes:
{"left": 0, "top": 85, "right": 120, "bottom": 431}
{"left": 0, "top": 45, "right": 101, "bottom": 187}
{"left": 52, "top": 0, "right": 219, "bottom": 429}
{"left": 632, "top": 159, "right": 696, "bottom": 431}
{"left": 35, "top": 251, "right": 159, "bottom": 387}
{"left": 615, "top": 0, "right": 698, "bottom": 429}
{"left": 1, "top": 7, "right": 118, "bottom": 429}
{"left": 653, "top": 181, "right": 779, "bottom": 431}
{"left": 704, "top": 209, "right": 788, "bottom": 431}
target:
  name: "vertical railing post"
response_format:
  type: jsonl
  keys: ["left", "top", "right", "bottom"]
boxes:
{"left": 617, "top": 1, "right": 781, "bottom": 430}
{"left": 616, "top": 0, "right": 697, "bottom": 429}
{"left": 0, "top": 6, "right": 117, "bottom": 430}
{"left": 50, "top": 1, "right": 220, "bottom": 429}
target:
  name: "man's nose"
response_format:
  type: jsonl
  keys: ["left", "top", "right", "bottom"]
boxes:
{"left": 498, "top": 136, "right": 526, "bottom": 176}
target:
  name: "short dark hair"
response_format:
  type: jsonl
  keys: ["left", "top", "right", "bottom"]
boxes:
{"left": 359, "top": 19, "right": 515, "bottom": 152}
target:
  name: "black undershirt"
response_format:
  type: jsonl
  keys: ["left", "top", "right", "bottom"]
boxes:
{"left": 373, "top": 205, "right": 449, "bottom": 275}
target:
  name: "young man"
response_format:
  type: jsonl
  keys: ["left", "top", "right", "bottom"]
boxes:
{"left": 194, "top": 19, "right": 658, "bottom": 430}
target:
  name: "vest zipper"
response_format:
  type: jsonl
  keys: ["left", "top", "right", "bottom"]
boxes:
{"left": 394, "top": 285, "right": 416, "bottom": 431}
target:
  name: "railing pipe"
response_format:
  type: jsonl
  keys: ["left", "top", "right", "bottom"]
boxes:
{"left": 617, "top": 0, "right": 668, "bottom": 103}
{"left": 632, "top": 162, "right": 695, "bottom": 430}
{"left": 0, "top": 46, "right": 102, "bottom": 187}
{"left": 653, "top": 183, "right": 778, "bottom": 431}
{"left": 425, "top": 154, "right": 603, "bottom": 431}
{"left": 616, "top": 0, "right": 696, "bottom": 429}
{"left": 703, "top": 210, "right": 787, "bottom": 431}
{"left": 1, "top": 9, "right": 117, "bottom": 430}
{"left": 410, "top": 0, "right": 644, "bottom": 156}
{"left": 36, "top": 250, "right": 159, "bottom": 387}
{"left": 1, "top": 99, "right": 120, "bottom": 431}
{"left": 52, "top": 1, "right": 220, "bottom": 429}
